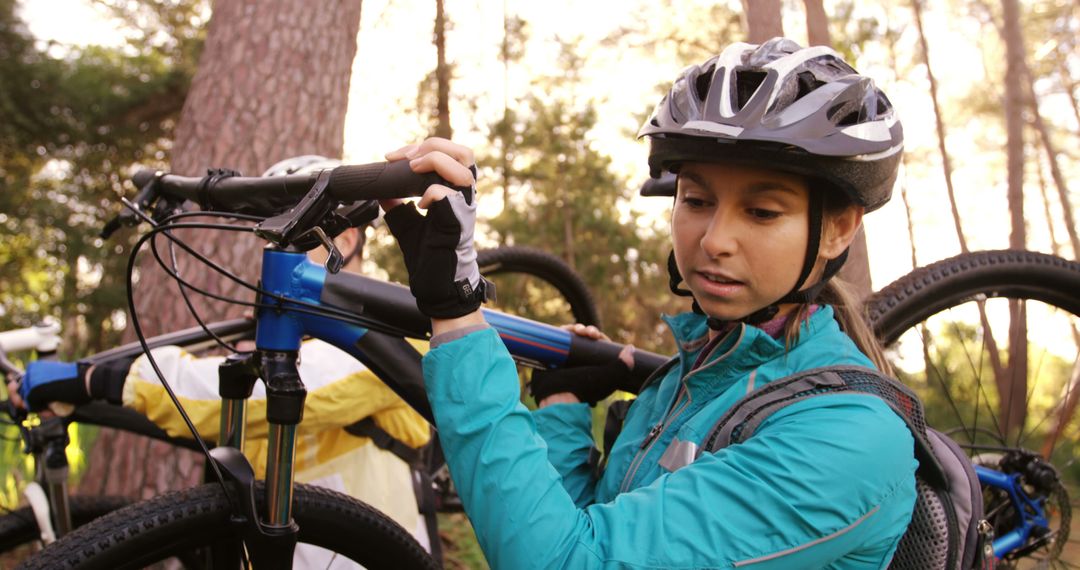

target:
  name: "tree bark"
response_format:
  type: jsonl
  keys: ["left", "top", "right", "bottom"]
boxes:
{"left": 80, "top": 0, "right": 363, "bottom": 501}
{"left": 434, "top": 0, "right": 452, "bottom": 139}
{"left": 1001, "top": 0, "right": 1028, "bottom": 436}
{"left": 803, "top": 0, "right": 829, "bottom": 47}
{"left": 742, "top": 0, "right": 783, "bottom": 43}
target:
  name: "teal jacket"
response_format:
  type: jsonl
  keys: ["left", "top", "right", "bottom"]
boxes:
{"left": 423, "top": 307, "right": 917, "bottom": 569}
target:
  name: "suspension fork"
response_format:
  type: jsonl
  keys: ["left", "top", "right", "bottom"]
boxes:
{"left": 260, "top": 350, "right": 306, "bottom": 527}
{"left": 30, "top": 417, "right": 73, "bottom": 537}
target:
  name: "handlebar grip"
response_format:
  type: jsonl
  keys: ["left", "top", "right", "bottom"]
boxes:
{"left": 326, "top": 160, "right": 462, "bottom": 201}
{"left": 132, "top": 169, "right": 159, "bottom": 189}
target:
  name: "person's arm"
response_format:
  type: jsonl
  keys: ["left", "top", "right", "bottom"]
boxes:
{"left": 12, "top": 356, "right": 132, "bottom": 414}
{"left": 126, "top": 342, "right": 430, "bottom": 446}
{"left": 425, "top": 328, "right": 917, "bottom": 569}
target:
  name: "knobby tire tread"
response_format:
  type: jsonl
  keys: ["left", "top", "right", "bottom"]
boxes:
{"left": 17, "top": 481, "right": 438, "bottom": 570}
{"left": 0, "top": 495, "right": 131, "bottom": 553}
{"left": 865, "top": 249, "right": 1080, "bottom": 346}
{"left": 477, "top": 245, "right": 602, "bottom": 327}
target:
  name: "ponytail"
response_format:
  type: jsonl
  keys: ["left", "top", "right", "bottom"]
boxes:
{"left": 781, "top": 278, "right": 893, "bottom": 376}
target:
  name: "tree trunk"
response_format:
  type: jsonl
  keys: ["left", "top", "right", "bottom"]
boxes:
{"left": 911, "top": 0, "right": 1007, "bottom": 406}
{"left": 803, "top": 0, "right": 829, "bottom": 47}
{"left": 910, "top": 0, "right": 967, "bottom": 254}
{"left": 742, "top": 0, "right": 783, "bottom": 43}
{"left": 434, "top": 0, "right": 452, "bottom": 139}
{"left": 1001, "top": 0, "right": 1028, "bottom": 436}
{"left": 1024, "top": 70, "right": 1080, "bottom": 259}
{"left": 80, "top": 0, "right": 363, "bottom": 501}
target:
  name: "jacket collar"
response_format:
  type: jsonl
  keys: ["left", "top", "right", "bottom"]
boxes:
{"left": 661, "top": 307, "right": 839, "bottom": 396}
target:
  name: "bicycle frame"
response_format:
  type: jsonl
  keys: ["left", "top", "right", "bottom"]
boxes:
{"left": 204, "top": 245, "right": 666, "bottom": 567}
{"left": 976, "top": 465, "right": 1051, "bottom": 557}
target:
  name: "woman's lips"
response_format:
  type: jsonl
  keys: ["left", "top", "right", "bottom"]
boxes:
{"left": 694, "top": 271, "right": 745, "bottom": 297}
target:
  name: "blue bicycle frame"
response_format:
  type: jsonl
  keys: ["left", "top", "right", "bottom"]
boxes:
{"left": 975, "top": 465, "right": 1053, "bottom": 558}
{"left": 243, "top": 246, "right": 666, "bottom": 541}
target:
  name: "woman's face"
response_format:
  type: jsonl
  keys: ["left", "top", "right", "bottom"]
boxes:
{"left": 671, "top": 162, "right": 818, "bottom": 322}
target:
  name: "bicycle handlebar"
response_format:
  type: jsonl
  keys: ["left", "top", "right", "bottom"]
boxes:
{"left": 132, "top": 160, "right": 459, "bottom": 216}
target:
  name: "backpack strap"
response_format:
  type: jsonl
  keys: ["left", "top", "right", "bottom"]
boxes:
{"left": 697, "top": 366, "right": 948, "bottom": 491}
{"left": 344, "top": 417, "right": 421, "bottom": 466}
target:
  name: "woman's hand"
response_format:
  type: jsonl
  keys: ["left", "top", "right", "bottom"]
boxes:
{"left": 379, "top": 138, "right": 477, "bottom": 213}
{"left": 534, "top": 324, "right": 636, "bottom": 408}
{"left": 379, "top": 138, "right": 491, "bottom": 327}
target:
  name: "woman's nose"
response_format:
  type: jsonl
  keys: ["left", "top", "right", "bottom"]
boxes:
{"left": 700, "top": 210, "right": 739, "bottom": 258}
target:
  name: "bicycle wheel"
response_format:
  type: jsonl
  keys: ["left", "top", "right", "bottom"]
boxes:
{"left": 477, "top": 246, "right": 601, "bottom": 327}
{"left": 0, "top": 495, "right": 131, "bottom": 559}
{"left": 18, "top": 481, "right": 438, "bottom": 570}
{"left": 866, "top": 249, "right": 1080, "bottom": 567}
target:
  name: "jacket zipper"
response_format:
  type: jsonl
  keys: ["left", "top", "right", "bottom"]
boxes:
{"left": 618, "top": 325, "right": 745, "bottom": 493}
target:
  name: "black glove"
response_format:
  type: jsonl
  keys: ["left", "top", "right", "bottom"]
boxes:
{"left": 530, "top": 358, "right": 632, "bottom": 406}
{"left": 384, "top": 187, "right": 493, "bottom": 319}
{"left": 19, "top": 361, "right": 91, "bottom": 412}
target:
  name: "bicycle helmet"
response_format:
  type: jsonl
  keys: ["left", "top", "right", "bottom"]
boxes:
{"left": 261, "top": 155, "right": 343, "bottom": 177}
{"left": 640, "top": 38, "right": 903, "bottom": 325}
{"left": 263, "top": 155, "right": 371, "bottom": 262}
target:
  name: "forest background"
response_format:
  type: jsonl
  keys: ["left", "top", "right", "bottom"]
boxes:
{"left": 0, "top": 0, "right": 1077, "bottom": 566}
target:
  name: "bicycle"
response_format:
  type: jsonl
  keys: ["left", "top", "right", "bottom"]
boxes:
{"left": 0, "top": 245, "right": 598, "bottom": 565}
{"left": 13, "top": 160, "right": 655, "bottom": 569}
{"left": 0, "top": 322, "right": 132, "bottom": 559}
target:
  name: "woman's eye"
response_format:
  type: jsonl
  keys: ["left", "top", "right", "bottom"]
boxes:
{"left": 748, "top": 208, "right": 781, "bottom": 220}
{"left": 679, "top": 196, "right": 710, "bottom": 208}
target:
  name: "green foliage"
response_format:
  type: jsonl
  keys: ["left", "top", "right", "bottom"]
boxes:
{"left": 480, "top": 43, "right": 684, "bottom": 354}
{"left": 0, "top": 0, "right": 204, "bottom": 355}
{"left": 896, "top": 321, "right": 1078, "bottom": 487}
{"left": 0, "top": 0, "right": 204, "bottom": 510}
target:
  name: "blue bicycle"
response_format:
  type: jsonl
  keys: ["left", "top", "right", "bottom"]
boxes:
{"left": 16, "top": 161, "right": 665, "bottom": 569}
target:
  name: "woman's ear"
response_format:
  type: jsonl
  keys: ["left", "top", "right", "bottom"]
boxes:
{"left": 821, "top": 205, "right": 864, "bottom": 260}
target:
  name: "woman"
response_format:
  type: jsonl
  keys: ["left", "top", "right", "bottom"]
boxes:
{"left": 383, "top": 38, "right": 916, "bottom": 569}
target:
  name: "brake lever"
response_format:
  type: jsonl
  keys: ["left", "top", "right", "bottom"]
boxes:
{"left": 254, "top": 170, "right": 334, "bottom": 248}
{"left": 101, "top": 170, "right": 174, "bottom": 239}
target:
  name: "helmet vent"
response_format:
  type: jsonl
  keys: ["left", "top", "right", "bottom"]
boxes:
{"left": 795, "top": 71, "right": 824, "bottom": 101}
{"left": 735, "top": 70, "right": 767, "bottom": 110}
{"left": 694, "top": 64, "right": 716, "bottom": 103}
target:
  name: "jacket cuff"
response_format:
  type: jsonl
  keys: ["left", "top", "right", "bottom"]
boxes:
{"left": 430, "top": 323, "right": 491, "bottom": 348}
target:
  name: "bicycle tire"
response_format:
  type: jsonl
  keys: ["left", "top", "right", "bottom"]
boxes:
{"left": 18, "top": 481, "right": 438, "bottom": 570}
{"left": 0, "top": 495, "right": 131, "bottom": 554}
{"left": 866, "top": 250, "right": 1080, "bottom": 346}
{"left": 477, "top": 246, "right": 601, "bottom": 327}
{"left": 866, "top": 249, "right": 1080, "bottom": 567}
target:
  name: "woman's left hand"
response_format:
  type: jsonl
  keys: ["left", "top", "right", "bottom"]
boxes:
{"left": 380, "top": 138, "right": 491, "bottom": 323}
{"left": 534, "top": 324, "right": 636, "bottom": 408}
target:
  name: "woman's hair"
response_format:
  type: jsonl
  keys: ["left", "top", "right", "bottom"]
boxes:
{"left": 781, "top": 279, "right": 893, "bottom": 376}
{"left": 780, "top": 184, "right": 894, "bottom": 375}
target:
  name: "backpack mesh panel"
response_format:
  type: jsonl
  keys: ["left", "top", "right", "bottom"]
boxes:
{"left": 729, "top": 369, "right": 927, "bottom": 444}
{"left": 888, "top": 479, "right": 951, "bottom": 570}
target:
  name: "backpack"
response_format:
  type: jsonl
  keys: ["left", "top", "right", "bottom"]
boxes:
{"left": 697, "top": 365, "right": 995, "bottom": 570}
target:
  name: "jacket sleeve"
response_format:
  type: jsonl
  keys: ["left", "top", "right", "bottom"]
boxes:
{"left": 424, "top": 328, "right": 917, "bottom": 570}
{"left": 532, "top": 403, "right": 597, "bottom": 507}
{"left": 125, "top": 342, "right": 430, "bottom": 448}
